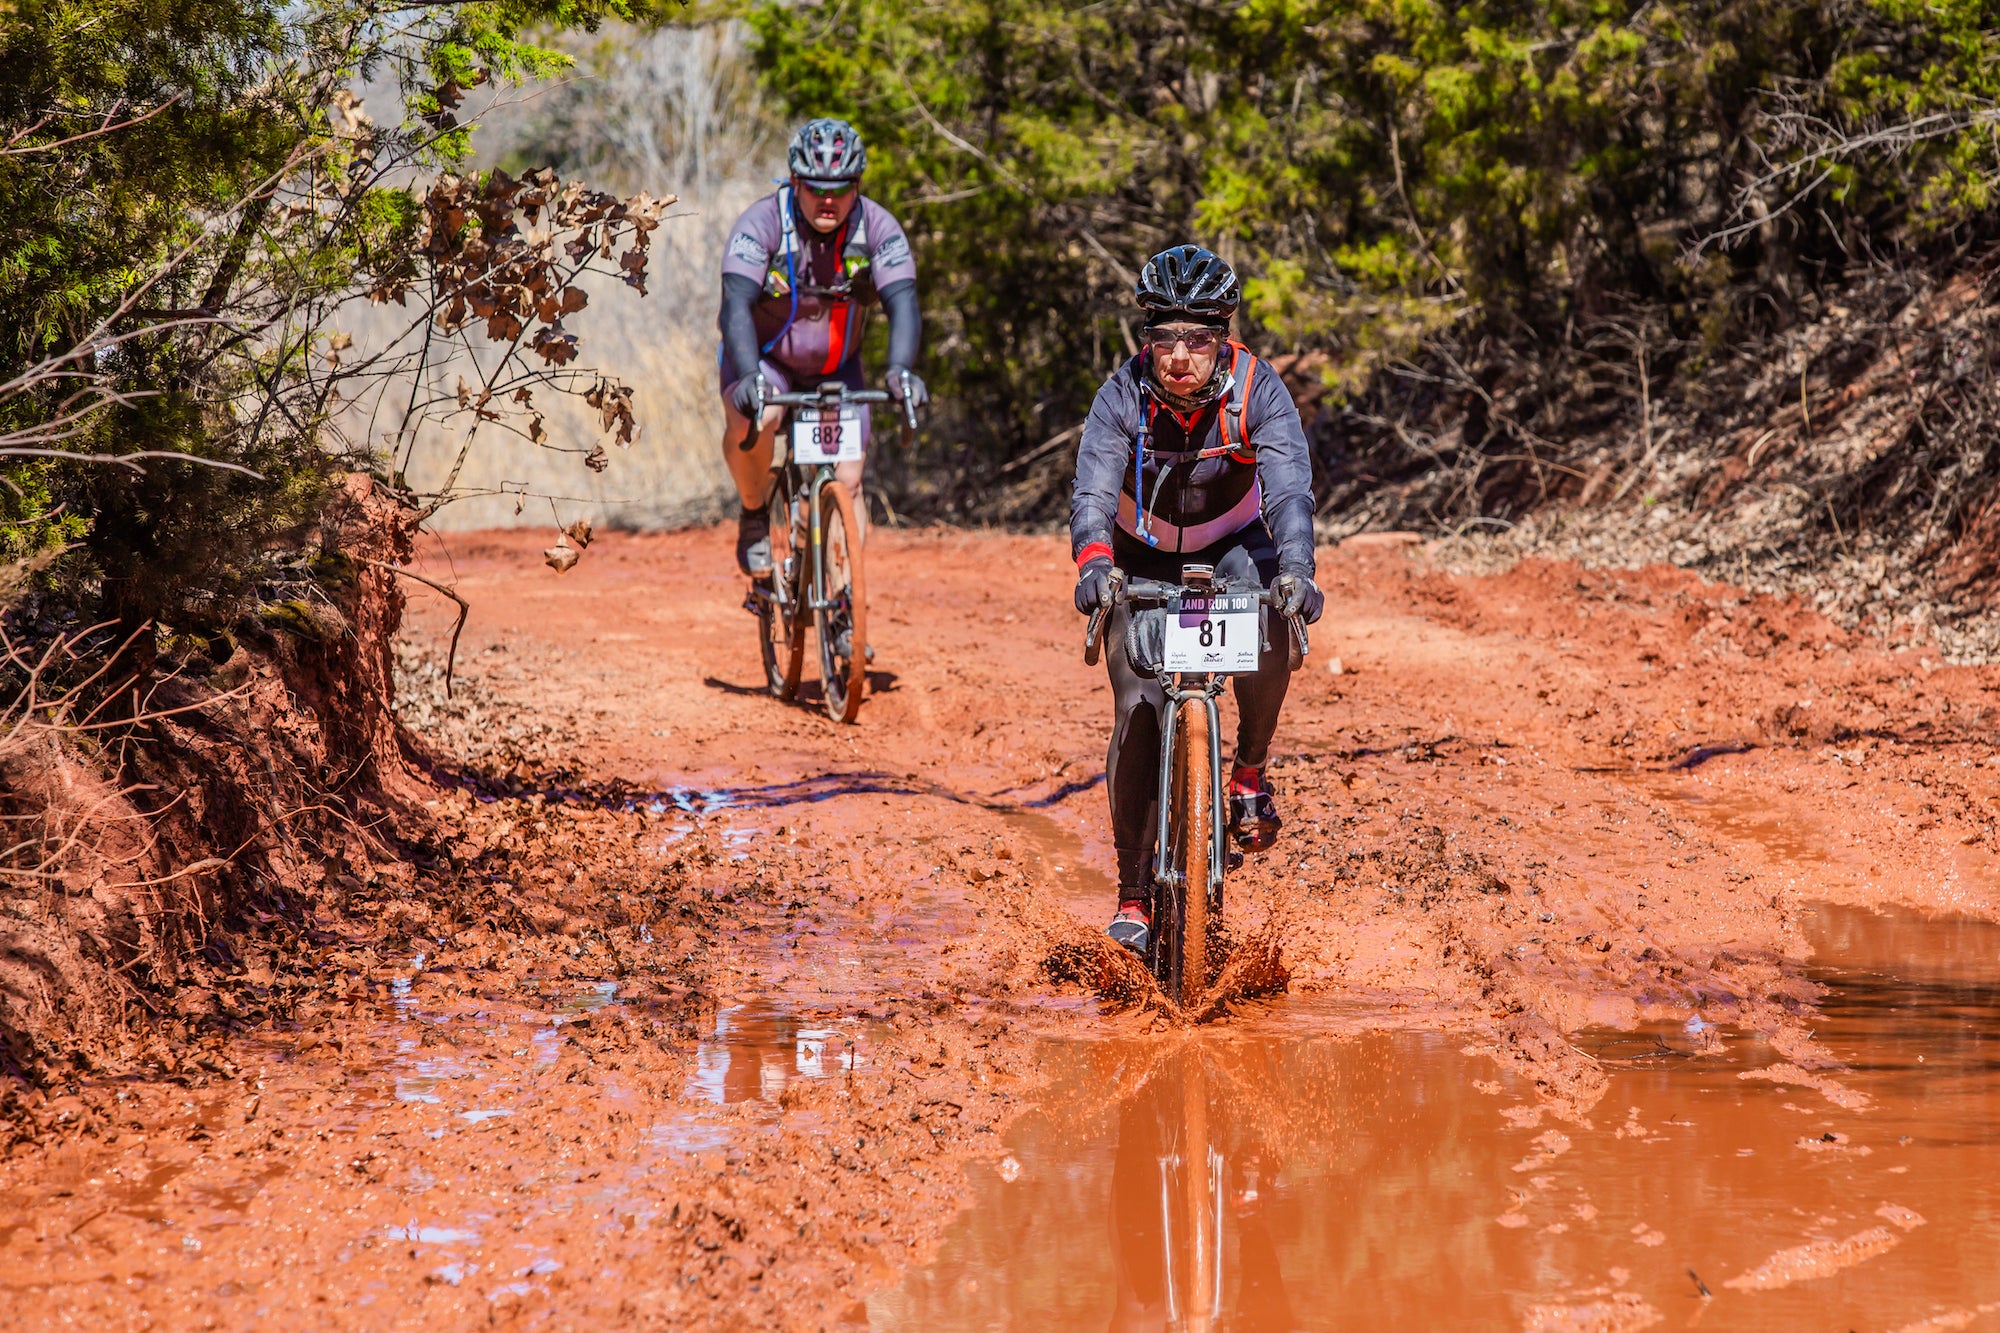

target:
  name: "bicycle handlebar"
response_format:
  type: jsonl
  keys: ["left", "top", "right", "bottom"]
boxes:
{"left": 1083, "top": 568, "right": 1309, "bottom": 672}
{"left": 765, "top": 389, "right": 892, "bottom": 406}
{"left": 764, "top": 374, "right": 921, "bottom": 434}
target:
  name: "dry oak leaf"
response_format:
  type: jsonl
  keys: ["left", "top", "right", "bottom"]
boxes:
{"left": 532, "top": 322, "right": 578, "bottom": 365}
{"left": 544, "top": 539, "right": 579, "bottom": 574}
{"left": 619, "top": 247, "right": 648, "bottom": 294}
{"left": 564, "top": 518, "right": 593, "bottom": 549}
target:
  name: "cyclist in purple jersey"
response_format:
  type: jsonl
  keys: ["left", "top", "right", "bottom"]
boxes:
{"left": 716, "top": 117, "right": 924, "bottom": 576}
{"left": 1070, "top": 246, "right": 1325, "bottom": 955}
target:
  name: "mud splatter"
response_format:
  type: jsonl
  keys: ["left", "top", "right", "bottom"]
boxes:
{"left": 1519, "top": 1292, "right": 1664, "bottom": 1332}
{"left": 1723, "top": 1225, "right": 1903, "bottom": 1290}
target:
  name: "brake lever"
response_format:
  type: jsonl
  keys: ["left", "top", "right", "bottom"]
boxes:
{"left": 1083, "top": 567, "right": 1125, "bottom": 666}
{"left": 897, "top": 368, "right": 919, "bottom": 434}
{"left": 733, "top": 376, "right": 768, "bottom": 453}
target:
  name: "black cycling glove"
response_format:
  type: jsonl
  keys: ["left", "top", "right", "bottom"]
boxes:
{"left": 1075, "top": 557, "right": 1114, "bottom": 616}
{"left": 728, "top": 373, "right": 768, "bottom": 421}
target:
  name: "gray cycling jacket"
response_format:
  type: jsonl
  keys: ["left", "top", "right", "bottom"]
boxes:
{"left": 1069, "top": 350, "right": 1316, "bottom": 576}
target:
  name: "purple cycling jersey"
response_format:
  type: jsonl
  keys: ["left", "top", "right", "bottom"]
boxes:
{"left": 718, "top": 191, "right": 917, "bottom": 382}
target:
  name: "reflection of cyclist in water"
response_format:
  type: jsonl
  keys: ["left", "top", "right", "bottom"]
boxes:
{"left": 1108, "top": 1050, "right": 1296, "bottom": 1332}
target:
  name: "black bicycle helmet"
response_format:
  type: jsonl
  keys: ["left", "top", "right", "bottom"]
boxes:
{"left": 788, "top": 117, "right": 867, "bottom": 186}
{"left": 1135, "top": 244, "right": 1240, "bottom": 325}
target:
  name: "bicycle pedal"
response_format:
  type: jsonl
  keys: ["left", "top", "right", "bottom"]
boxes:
{"left": 1226, "top": 850, "right": 1244, "bottom": 873}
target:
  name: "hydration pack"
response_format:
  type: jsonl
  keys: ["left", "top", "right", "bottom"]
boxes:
{"left": 759, "top": 183, "right": 876, "bottom": 355}
{"left": 1128, "top": 341, "right": 1262, "bottom": 547}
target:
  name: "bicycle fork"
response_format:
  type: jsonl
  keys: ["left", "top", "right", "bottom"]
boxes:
{"left": 803, "top": 470, "right": 846, "bottom": 614}
{"left": 1154, "top": 684, "right": 1229, "bottom": 896}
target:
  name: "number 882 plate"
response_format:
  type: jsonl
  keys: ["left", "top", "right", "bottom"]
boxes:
{"left": 1163, "top": 592, "right": 1261, "bottom": 673}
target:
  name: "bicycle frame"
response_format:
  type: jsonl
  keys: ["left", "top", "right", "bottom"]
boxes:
{"left": 1085, "top": 565, "right": 1308, "bottom": 989}
{"left": 1155, "top": 672, "right": 1230, "bottom": 897}
{"left": 748, "top": 378, "right": 920, "bottom": 721}
{"left": 762, "top": 378, "right": 916, "bottom": 613}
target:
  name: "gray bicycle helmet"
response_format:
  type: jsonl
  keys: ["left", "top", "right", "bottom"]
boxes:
{"left": 788, "top": 117, "right": 867, "bottom": 187}
{"left": 1136, "top": 244, "right": 1240, "bottom": 325}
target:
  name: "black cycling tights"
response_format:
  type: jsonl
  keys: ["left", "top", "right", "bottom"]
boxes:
{"left": 1103, "top": 523, "right": 1292, "bottom": 890}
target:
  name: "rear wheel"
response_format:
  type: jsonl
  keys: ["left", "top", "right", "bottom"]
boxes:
{"left": 1164, "top": 698, "right": 1213, "bottom": 1006}
{"left": 813, "top": 479, "right": 868, "bottom": 724}
{"left": 758, "top": 476, "right": 804, "bottom": 699}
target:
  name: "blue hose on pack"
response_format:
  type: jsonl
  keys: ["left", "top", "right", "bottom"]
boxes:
{"left": 761, "top": 185, "right": 801, "bottom": 357}
{"left": 1134, "top": 416, "right": 1158, "bottom": 546}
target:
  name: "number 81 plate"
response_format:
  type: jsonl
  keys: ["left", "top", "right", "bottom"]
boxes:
{"left": 791, "top": 406, "right": 863, "bottom": 464}
{"left": 1163, "top": 593, "right": 1260, "bottom": 673}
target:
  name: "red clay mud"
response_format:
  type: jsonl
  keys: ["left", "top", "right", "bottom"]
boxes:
{"left": 5, "top": 526, "right": 2000, "bottom": 1329}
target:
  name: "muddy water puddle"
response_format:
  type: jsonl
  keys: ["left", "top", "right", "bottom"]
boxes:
{"left": 874, "top": 905, "right": 2000, "bottom": 1331}
{"left": 684, "top": 1001, "right": 871, "bottom": 1107}
{"left": 642, "top": 1000, "right": 886, "bottom": 1157}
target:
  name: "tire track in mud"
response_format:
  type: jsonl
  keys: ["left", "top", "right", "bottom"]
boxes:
{"left": 6, "top": 527, "right": 2000, "bottom": 1329}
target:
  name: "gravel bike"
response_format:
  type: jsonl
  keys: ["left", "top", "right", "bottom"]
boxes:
{"left": 1086, "top": 565, "right": 1307, "bottom": 1005}
{"left": 749, "top": 377, "right": 916, "bottom": 723}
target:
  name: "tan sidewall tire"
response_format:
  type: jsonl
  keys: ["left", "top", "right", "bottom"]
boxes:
{"left": 816, "top": 480, "right": 869, "bottom": 724}
{"left": 1176, "top": 698, "right": 1212, "bottom": 1005}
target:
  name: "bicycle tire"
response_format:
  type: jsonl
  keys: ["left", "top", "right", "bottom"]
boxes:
{"left": 759, "top": 477, "right": 805, "bottom": 699}
{"left": 813, "top": 479, "right": 868, "bottom": 724}
{"left": 1171, "top": 697, "right": 1213, "bottom": 1006}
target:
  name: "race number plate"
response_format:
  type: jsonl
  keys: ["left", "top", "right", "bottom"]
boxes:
{"left": 791, "top": 406, "right": 863, "bottom": 464}
{"left": 1163, "top": 593, "right": 1261, "bottom": 673}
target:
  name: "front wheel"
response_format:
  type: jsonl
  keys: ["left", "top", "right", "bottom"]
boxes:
{"left": 813, "top": 479, "right": 868, "bottom": 724}
{"left": 1157, "top": 697, "right": 1214, "bottom": 1006}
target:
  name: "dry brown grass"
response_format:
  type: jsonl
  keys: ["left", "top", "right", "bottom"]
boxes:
{"left": 333, "top": 22, "right": 778, "bottom": 533}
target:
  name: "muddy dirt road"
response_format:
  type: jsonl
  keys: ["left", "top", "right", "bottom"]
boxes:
{"left": 9, "top": 526, "right": 2000, "bottom": 1331}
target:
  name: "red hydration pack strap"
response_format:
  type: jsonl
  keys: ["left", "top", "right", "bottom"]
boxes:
{"left": 1216, "top": 343, "right": 1256, "bottom": 463}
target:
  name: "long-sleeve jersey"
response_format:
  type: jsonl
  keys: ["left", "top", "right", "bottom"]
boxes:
{"left": 1069, "top": 349, "right": 1316, "bottom": 576}
{"left": 716, "top": 189, "right": 919, "bottom": 385}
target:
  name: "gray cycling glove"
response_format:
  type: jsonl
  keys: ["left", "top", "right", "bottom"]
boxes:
{"left": 887, "top": 368, "right": 928, "bottom": 412}
{"left": 1272, "top": 572, "right": 1324, "bottom": 625}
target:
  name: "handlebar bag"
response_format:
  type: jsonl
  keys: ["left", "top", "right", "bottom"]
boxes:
{"left": 1123, "top": 607, "right": 1169, "bottom": 674}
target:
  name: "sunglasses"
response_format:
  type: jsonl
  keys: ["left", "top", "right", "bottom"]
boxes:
{"left": 1144, "top": 326, "right": 1225, "bottom": 354}
{"left": 799, "top": 178, "right": 859, "bottom": 197}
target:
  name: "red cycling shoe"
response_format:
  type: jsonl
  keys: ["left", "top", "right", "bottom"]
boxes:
{"left": 1106, "top": 897, "right": 1151, "bottom": 956}
{"left": 1228, "top": 763, "right": 1281, "bottom": 852}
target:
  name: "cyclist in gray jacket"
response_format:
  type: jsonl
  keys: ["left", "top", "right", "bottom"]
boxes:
{"left": 1070, "top": 245, "right": 1324, "bottom": 955}
{"left": 717, "top": 117, "right": 925, "bottom": 576}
